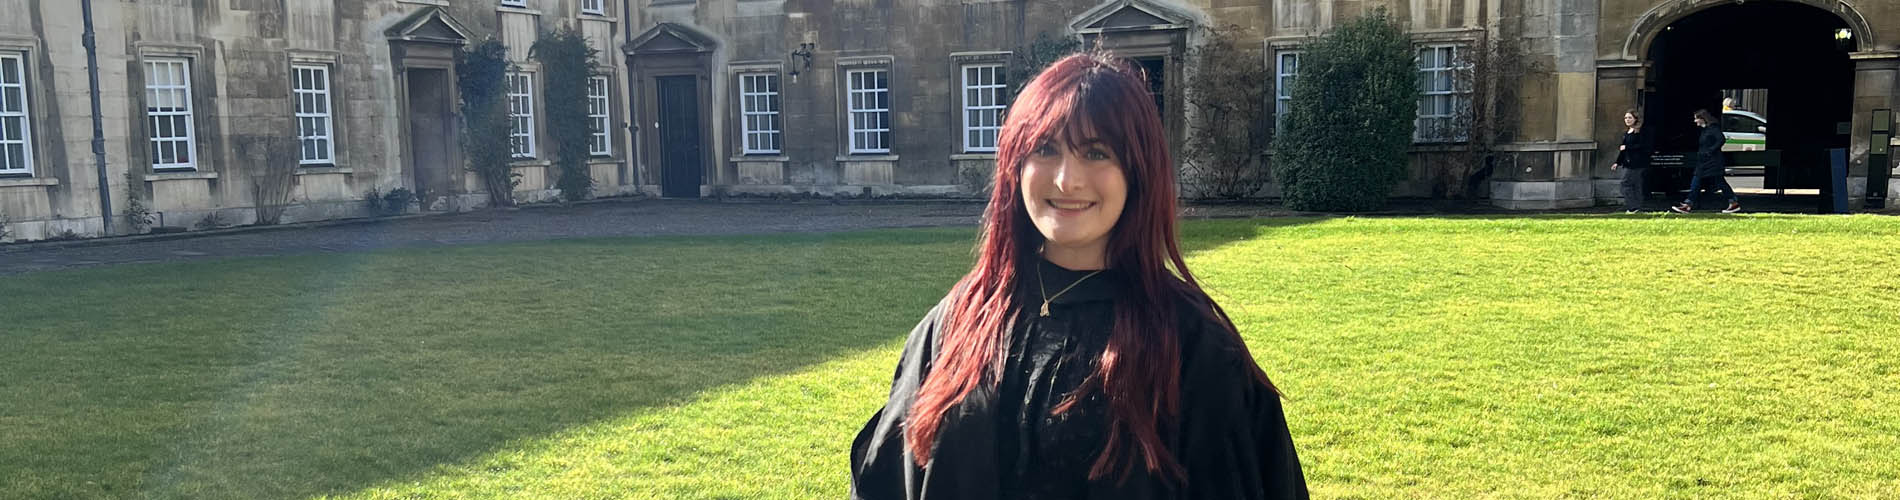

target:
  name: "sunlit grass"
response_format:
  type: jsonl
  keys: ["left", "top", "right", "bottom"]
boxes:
{"left": 4, "top": 214, "right": 1897, "bottom": 499}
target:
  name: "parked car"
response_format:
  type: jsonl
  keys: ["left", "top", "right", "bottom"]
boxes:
{"left": 1722, "top": 109, "right": 1767, "bottom": 152}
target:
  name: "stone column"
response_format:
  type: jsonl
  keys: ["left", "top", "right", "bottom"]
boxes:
{"left": 1490, "top": 0, "right": 1599, "bottom": 210}
{"left": 1850, "top": 51, "right": 1899, "bottom": 206}
{"left": 1593, "top": 60, "right": 1646, "bottom": 206}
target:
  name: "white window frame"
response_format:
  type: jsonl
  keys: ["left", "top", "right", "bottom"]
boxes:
{"left": 0, "top": 52, "right": 33, "bottom": 176}
{"left": 501, "top": 0, "right": 527, "bottom": 7}
{"left": 587, "top": 75, "right": 612, "bottom": 156}
{"left": 1415, "top": 44, "right": 1471, "bottom": 143}
{"left": 846, "top": 68, "right": 891, "bottom": 154}
{"left": 144, "top": 58, "right": 197, "bottom": 170}
{"left": 1274, "top": 50, "right": 1301, "bottom": 134}
{"left": 960, "top": 64, "right": 1004, "bottom": 153}
{"left": 292, "top": 64, "right": 336, "bottom": 165}
{"left": 580, "top": 0, "right": 605, "bottom": 15}
{"left": 740, "top": 72, "right": 781, "bottom": 155}
{"left": 507, "top": 71, "right": 536, "bottom": 159}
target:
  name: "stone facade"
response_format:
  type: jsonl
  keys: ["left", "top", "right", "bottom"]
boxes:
{"left": 0, "top": 0, "right": 634, "bottom": 241}
{"left": 624, "top": 0, "right": 1896, "bottom": 210}
{"left": 2, "top": 1, "right": 1896, "bottom": 242}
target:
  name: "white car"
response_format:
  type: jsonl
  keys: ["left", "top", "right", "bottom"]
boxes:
{"left": 1722, "top": 110, "right": 1767, "bottom": 152}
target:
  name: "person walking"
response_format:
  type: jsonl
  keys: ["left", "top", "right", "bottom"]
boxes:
{"left": 1672, "top": 109, "right": 1741, "bottom": 214}
{"left": 1612, "top": 109, "right": 1653, "bottom": 213}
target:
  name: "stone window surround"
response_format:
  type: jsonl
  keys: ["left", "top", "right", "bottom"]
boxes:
{"left": 507, "top": 69, "right": 538, "bottom": 160}
{"left": 291, "top": 64, "right": 338, "bottom": 165}
{"left": 0, "top": 37, "right": 40, "bottom": 178}
{"left": 288, "top": 50, "right": 346, "bottom": 169}
{"left": 142, "top": 57, "right": 199, "bottom": 171}
{"left": 587, "top": 74, "right": 614, "bottom": 156}
{"left": 839, "top": 55, "right": 894, "bottom": 156}
{"left": 1415, "top": 42, "right": 1471, "bottom": 144}
{"left": 1273, "top": 49, "right": 1300, "bottom": 133}
{"left": 134, "top": 43, "right": 209, "bottom": 173}
{"left": 729, "top": 60, "right": 784, "bottom": 157}
{"left": 951, "top": 51, "right": 1009, "bottom": 154}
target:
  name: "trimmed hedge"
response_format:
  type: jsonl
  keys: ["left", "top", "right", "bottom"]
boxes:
{"left": 1272, "top": 10, "right": 1418, "bottom": 211}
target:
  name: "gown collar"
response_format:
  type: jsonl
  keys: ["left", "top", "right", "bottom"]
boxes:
{"left": 1030, "top": 255, "right": 1123, "bottom": 305}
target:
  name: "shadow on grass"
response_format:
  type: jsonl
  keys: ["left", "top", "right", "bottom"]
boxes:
{"left": 0, "top": 227, "right": 997, "bottom": 499}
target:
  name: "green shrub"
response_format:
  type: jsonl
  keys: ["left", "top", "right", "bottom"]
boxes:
{"left": 1272, "top": 9, "right": 1418, "bottom": 211}
{"left": 458, "top": 38, "right": 519, "bottom": 207}
{"left": 531, "top": 26, "right": 601, "bottom": 202}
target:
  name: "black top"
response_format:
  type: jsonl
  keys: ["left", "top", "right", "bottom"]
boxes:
{"left": 1696, "top": 124, "right": 1726, "bottom": 176}
{"left": 849, "top": 257, "right": 1307, "bottom": 500}
{"left": 1614, "top": 128, "right": 1652, "bottom": 169}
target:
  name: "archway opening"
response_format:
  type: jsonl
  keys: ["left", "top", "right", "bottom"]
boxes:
{"left": 1643, "top": 1, "right": 1856, "bottom": 202}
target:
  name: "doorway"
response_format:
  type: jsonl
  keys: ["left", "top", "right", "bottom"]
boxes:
{"left": 406, "top": 68, "right": 455, "bottom": 210}
{"left": 658, "top": 75, "right": 703, "bottom": 198}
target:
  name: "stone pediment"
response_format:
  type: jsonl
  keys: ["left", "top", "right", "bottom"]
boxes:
{"left": 385, "top": 6, "right": 472, "bottom": 45}
{"left": 1071, "top": 0, "right": 1196, "bottom": 34}
{"left": 625, "top": 23, "right": 718, "bottom": 55}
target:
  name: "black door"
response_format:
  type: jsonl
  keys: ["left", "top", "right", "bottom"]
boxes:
{"left": 658, "top": 76, "right": 702, "bottom": 198}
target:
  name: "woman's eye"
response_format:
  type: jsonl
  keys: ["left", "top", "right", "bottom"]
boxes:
{"left": 1034, "top": 144, "right": 1058, "bottom": 157}
{"left": 1085, "top": 149, "right": 1110, "bottom": 161}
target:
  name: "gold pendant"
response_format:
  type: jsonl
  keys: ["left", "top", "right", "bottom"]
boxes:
{"left": 1039, "top": 301, "right": 1051, "bottom": 317}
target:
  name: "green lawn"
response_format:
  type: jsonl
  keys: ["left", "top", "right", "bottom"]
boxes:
{"left": 3, "top": 215, "right": 1897, "bottom": 499}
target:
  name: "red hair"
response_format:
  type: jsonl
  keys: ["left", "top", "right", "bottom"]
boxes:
{"left": 904, "top": 52, "right": 1272, "bottom": 483}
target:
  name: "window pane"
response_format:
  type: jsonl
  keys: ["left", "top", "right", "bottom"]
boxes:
{"left": 0, "top": 59, "right": 18, "bottom": 83}
{"left": 6, "top": 144, "right": 22, "bottom": 170}
{"left": 2, "top": 118, "right": 18, "bottom": 141}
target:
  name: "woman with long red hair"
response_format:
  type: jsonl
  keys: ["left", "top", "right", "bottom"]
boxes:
{"left": 848, "top": 53, "right": 1306, "bottom": 499}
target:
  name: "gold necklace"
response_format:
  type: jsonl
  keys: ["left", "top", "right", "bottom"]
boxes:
{"left": 1037, "top": 261, "right": 1103, "bottom": 318}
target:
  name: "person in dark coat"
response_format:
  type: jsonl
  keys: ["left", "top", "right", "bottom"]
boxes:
{"left": 1672, "top": 109, "right": 1741, "bottom": 214}
{"left": 1611, "top": 109, "right": 1653, "bottom": 212}
{"left": 848, "top": 53, "right": 1307, "bottom": 500}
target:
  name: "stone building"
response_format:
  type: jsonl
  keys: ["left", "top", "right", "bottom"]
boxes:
{"left": 0, "top": 0, "right": 636, "bottom": 241}
{"left": 624, "top": 0, "right": 1897, "bottom": 209}
{"left": 2, "top": 0, "right": 1895, "bottom": 241}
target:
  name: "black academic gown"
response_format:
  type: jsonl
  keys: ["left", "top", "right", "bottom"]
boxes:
{"left": 849, "top": 258, "right": 1307, "bottom": 500}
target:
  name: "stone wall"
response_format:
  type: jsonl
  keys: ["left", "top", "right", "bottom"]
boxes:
{"left": 0, "top": 0, "right": 633, "bottom": 242}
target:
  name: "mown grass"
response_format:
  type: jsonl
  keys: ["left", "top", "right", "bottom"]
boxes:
{"left": 2, "top": 214, "right": 1896, "bottom": 499}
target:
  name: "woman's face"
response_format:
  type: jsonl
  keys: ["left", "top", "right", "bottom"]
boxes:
{"left": 1624, "top": 113, "right": 1637, "bottom": 128}
{"left": 1020, "top": 129, "right": 1128, "bottom": 265}
{"left": 1694, "top": 115, "right": 1708, "bottom": 128}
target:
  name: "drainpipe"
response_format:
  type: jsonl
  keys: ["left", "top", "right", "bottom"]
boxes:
{"left": 623, "top": 0, "right": 638, "bottom": 188}
{"left": 82, "top": 0, "right": 113, "bottom": 234}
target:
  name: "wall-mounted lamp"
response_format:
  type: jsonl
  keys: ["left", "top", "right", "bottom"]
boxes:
{"left": 1836, "top": 28, "right": 1855, "bottom": 51}
{"left": 788, "top": 42, "right": 815, "bottom": 83}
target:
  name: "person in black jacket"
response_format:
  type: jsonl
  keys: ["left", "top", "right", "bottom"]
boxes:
{"left": 1671, "top": 109, "right": 1741, "bottom": 214}
{"left": 1611, "top": 109, "right": 1652, "bottom": 212}
{"left": 849, "top": 53, "right": 1306, "bottom": 500}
